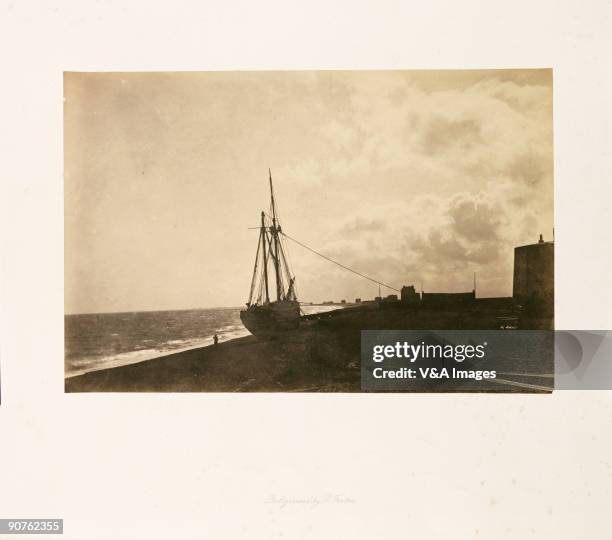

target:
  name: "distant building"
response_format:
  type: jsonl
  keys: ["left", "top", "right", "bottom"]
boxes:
{"left": 341, "top": 299, "right": 346, "bottom": 304}
{"left": 513, "top": 234, "right": 554, "bottom": 315}
{"left": 355, "top": 298, "right": 361, "bottom": 303}
{"left": 383, "top": 294, "right": 399, "bottom": 302}
{"left": 374, "top": 296, "right": 382, "bottom": 302}
{"left": 401, "top": 285, "right": 420, "bottom": 305}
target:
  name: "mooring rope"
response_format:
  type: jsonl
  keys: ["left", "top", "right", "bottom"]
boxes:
{"left": 280, "top": 231, "right": 401, "bottom": 293}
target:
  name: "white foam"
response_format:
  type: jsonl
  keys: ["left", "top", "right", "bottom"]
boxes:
{"left": 65, "top": 347, "right": 166, "bottom": 377}
{"left": 65, "top": 307, "right": 335, "bottom": 378}
{"left": 65, "top": 328, "right": 252, "bottom": 378}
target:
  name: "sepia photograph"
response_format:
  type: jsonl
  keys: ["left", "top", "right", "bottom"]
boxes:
{"left": 64, "top": 69, "right": 554, "bottom": 392}
{"left": 6, "top": 1, "right": 612, "bottom": 538}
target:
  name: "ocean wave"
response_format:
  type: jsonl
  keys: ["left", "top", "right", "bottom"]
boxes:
{"left": 66, "top": 347, "right": 165, "bottom": 377}
{"left": 65, "top": 306, "right": 338, "bottom": 378}
{"left": 66, "top": 329, "right": 250, "bottom": 378}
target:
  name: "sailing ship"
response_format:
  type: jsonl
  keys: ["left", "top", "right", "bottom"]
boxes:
{"left": 240, "top": 170, "right": 301, "bottom": 335}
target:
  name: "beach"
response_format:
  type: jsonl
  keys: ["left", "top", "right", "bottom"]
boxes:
{"left": 65, "top": 304, "right": 341, "bottom": 377}
{"left": 65, "top": 305, "right": 554, "bottom": 393}
{"left": 65, "top": 321, "right": 361, "bottom": 392}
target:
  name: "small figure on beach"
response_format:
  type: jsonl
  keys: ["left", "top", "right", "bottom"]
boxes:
{"left": 213, "top": 334, "right": 219, "bottom": 345}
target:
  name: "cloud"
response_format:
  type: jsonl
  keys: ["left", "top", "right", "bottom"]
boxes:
{"left": 287, "top": 73, "right": 552, "bottom": 301}
{"left": 65, "top": 70, "right": 553, "bottom": 311}
{"left": 339, "top": 217, "right": 387, "bottom": 234}
{"left": 508, "top": 149, "right": 550, "bottom": 187}
{"left": 421, "top": 117, "right": 482, "bottom": 156}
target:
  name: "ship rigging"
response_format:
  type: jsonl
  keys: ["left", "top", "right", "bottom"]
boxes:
{"left": 240, "top": 169, "right": 401, "bottom": 336}
{"left": 240, "top": 170, "right": 301, "bottom": 335}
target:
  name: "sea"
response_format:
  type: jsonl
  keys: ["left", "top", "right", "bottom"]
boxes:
{"left": 65, "top": 304, "right": 340, "bottom": 378}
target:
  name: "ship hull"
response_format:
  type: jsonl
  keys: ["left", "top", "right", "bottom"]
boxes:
{"left": 240, "top": 300, "right": 300, "bottom": 336}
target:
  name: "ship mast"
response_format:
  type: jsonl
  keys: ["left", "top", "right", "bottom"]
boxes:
{"left": 260, "top": 210, "right": 270, "bottom": 303}
{"left": 269, "top": 169, "right": 282, "bottom": 301}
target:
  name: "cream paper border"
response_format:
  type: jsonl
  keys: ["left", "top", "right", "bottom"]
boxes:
{"left": 1, "top": 1, "right": 612, "bottom": 538}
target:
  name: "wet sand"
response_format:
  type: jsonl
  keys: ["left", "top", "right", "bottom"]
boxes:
{"left": 65, "top": 323, "right": 360, "bottom": 392}
{"left": 66, "top": 306, "right": 553, "bottom": 393}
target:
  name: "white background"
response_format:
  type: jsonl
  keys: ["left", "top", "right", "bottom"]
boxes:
{"left": 1, "top": 1, "right": 611, "bottom": 538}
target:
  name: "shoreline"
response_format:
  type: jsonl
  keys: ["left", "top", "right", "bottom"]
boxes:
{"left": 65, "top": 304, "right": 345, "bottom": 379}
{"left": 65, "top": 323, "right": 362, "bottom": 393}
{"left": 64, "top": 332, "right": 251, "bottom": 379}
{"left": 65, "top": 305, "right": 553, "bottom": 393}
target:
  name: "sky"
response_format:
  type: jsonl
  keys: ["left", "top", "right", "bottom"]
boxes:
{"left": 64, "top": 70, "right": 553, "bottom": 314}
